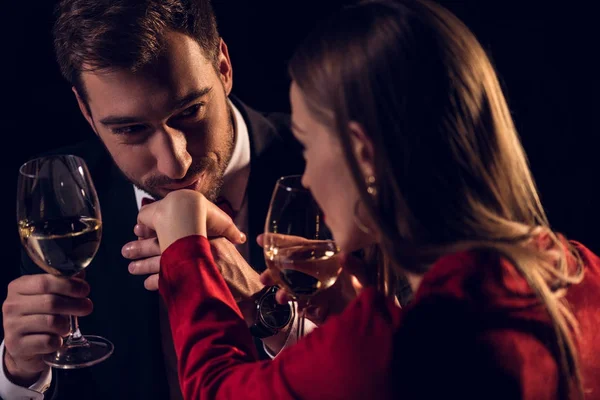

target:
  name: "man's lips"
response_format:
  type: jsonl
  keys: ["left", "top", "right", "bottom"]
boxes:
{"left": 162, "top": 174, "right": 204, "bottom": 191}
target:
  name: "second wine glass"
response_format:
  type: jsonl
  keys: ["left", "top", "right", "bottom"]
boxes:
{"left": 17, "top": 154, "right": 114, "bottom": 369}
{"left": 263, "top": 175, "right": 342, "bottom": 339}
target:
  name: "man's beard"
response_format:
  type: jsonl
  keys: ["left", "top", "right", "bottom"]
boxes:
{"left": 135, "top": 156, "right": 224, "bottom": 201}
{"left": 108, "top": 107, "right": 235, "bottom": 202}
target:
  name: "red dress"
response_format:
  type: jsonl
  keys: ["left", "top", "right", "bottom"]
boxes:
{"left": 158, "top": 235, "right": 600, "bottom": 399}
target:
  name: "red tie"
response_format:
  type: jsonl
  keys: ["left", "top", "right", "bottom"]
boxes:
{"left": 216, "top": 196, "right": 237, "bottom": 220}
{"left": 141, "top": 197, "right": 155, "bottom": 207}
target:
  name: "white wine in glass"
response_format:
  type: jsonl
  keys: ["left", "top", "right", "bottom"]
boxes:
{"left": 17, "top": 154, "right": 113, "bottom": 369}
{"left": 264, "top": 240, "right": 340, "bottom": 297}
{"left": 263, "top": 175, "right": 342, "bottom": 339}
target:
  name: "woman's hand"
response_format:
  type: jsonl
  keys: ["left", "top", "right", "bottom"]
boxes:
{"left": 136, "top": 190, "right": 246, "bottom": 252}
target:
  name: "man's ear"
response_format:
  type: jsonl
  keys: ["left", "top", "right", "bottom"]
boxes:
{"left": 216, "top": 39, "right": 233, "bottom": 96}
{"left": 72, "top": 87, "right": 98, "bottom": 135}
{"left": 347, "top": 121, "right": 375, "bottom": 179}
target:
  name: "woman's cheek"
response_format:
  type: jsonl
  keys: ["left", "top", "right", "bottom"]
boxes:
{"left": 305, "top": 151, "right": 327, "bottom": 205}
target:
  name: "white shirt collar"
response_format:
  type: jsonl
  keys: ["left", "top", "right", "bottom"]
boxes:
{"left": 133, "top": 99, "right": 251, "bottom": 211}
{"left": 220, "top": 98, "right": 251, "bottom": 212}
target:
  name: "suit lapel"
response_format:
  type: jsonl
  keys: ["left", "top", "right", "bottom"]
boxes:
{"left": 230, "top": 96, "right": 305, "bottom": 272}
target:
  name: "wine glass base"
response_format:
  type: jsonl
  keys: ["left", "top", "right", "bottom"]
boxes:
{"left": 43, "top": 335, "right": 114, "bottom": 369}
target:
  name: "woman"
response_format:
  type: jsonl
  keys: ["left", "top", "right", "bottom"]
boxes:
{"left": 138, "top": 1, "right": 600, "bottom": 398}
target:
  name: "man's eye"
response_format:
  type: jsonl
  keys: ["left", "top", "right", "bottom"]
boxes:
{"left": 178, "top": 104, "right": 203, "bottom": 118}
{"left": 112, "top": 125, "right": 147, "bottom": 135}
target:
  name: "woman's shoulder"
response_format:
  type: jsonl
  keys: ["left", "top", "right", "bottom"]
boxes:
{"left": 394, "top": 288, "right": 560, "bottom": 399}
{"left": 409, "top": 248, "right": 518, "bottom": 307}
{"left": 394, "top": 248, "right": 557, "bottom": 398}
{"left": 413, "top": 236, "right": 600, "bottom": 307}
{"left": 396, "top": 239, "right": 600, "bottom": 398}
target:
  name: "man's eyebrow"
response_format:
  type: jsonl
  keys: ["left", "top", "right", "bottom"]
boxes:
{"left": 171, "top": 87, "right": 212, "bottom": 110}
{"left": 98, "top": 87, "right": 213, "bottom": 126}
{"left": 99, "top": 115, "right": 144, "bottom": 126}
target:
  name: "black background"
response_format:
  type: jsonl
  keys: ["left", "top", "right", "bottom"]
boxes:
{"left": 1, "top": 1, "right": 598, "bottom": 336}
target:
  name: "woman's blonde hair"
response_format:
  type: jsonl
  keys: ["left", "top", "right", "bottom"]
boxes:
{"left": 289, "top": 0, "right": 585, "bottom": 397}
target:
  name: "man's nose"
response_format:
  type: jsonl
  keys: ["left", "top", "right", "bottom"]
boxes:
{"left": 152, "top": 127, "right": 192, "bottom": 180}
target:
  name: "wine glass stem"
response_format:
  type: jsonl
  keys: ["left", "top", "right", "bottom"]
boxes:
{"left": 65, "top": 315, "right": 88, "bottom": 347}
{"left": 300, "top": 308, "right": 306, "bottom": 338}
{"left": 296, "top": 301, "right": 307, "bottom": 341}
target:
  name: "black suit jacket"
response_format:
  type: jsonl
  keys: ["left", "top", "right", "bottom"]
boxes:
{"left": 19, "top": 97, "right": 304, "bottom": 399}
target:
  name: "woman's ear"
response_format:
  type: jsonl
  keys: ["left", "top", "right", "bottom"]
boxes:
{"left": 348, "top": 121, "right": 375, "bottom": 179}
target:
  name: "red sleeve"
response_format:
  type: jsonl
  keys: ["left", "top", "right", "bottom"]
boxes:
{"left": 159, "top": 235, "right": 401, "bottom": 400}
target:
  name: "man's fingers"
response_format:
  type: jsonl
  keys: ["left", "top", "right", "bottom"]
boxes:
{"left": 134, "top": 223, "right": 156, "bottom": 239}
{"left": 122, "top": 237, "right": 160, "bottom": 260}
{"left": 73, "top": 270, "right": 86, "bottom": 280}
{"left": 256, "top": 234, "right": 265, "bottom": 248}
{"left": 275, "top": 288, "right": 292, "bottom": 304}
{"left": 259, "top": 269, "right": 276, "bottom": 286}
{"left": 11, "top": 295, "right": 93, "bottom": 317}
{"left": 10, "top": 314, "right": 71, "bottom": 337}
{"left": 144, "top": 275, "right": 159, "bottom": 291}
{"left": 8, "top": 275, "right": 89, "bottom": 298}
{"left": 128, "top": 256, "right": 161, "bottom": 276}
{"left": 259, "top": 269, "right": 292, "bottom": 304}
{"left": 12, "top": 334, "right": 63, "bottom": 359}
{"left": 136, "top": 200, "right": 159, "bottom": 232}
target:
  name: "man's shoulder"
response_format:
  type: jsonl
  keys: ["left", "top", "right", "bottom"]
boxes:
{"left": 254, "top": 109, "right": 291, "bottom": 134}
{"left": 230, "top": 96, "right": 294, "bottom": 142}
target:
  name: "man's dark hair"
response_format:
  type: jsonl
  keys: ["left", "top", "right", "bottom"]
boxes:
{"left": 53, "top": 0, "right": 220, "bottom": 102}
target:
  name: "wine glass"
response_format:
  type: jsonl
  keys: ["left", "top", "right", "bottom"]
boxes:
{"left": 263, "top": 175, "right": 342, "bottom": 339}
{"left": 17, "top": 154, "right": 114, "bottom": 368}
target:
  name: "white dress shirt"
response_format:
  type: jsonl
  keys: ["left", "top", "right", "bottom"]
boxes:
{"left": 0, "top": 341, "right": 51, "bottom": 400}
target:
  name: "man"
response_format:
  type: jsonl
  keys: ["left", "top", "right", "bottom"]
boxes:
{"left": 1, "top": 0, "right": 305, "bottom": 398}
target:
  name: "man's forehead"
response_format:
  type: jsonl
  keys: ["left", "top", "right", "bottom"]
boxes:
{"left": 80, "top": 68, "right": 162, "bottom": 114}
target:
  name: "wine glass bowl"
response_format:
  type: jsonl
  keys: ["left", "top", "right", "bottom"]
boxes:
{"left": 263, "top": 175, "right": 342, "bottom": 338}
{"left": 17, "top": 155, "right": 113, "bottom": 368}
{"left": 17, "top": 216, "right": 101, "bottom": 277}
{"left": 264, "top": 234, "right": 341, "bottom": 299}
